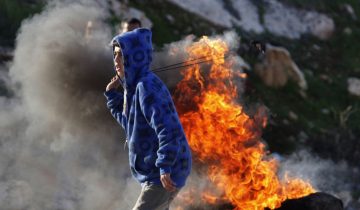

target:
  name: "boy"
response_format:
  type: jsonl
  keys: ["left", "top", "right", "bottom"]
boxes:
{"left": 104, "top": 28, "right": 192, "bottom": 210}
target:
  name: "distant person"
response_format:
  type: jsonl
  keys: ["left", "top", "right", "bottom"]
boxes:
{"left": 120, "top": 18, "right": 142, "bottom": 34}
{"left": 126, "top": 18, "right": 142, "bottom": 31}
{"left": 104, "top": 28, "right": 192, "bottom": 210}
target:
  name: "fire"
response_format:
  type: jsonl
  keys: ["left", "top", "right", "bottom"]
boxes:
{"left": 173, "top": 36, "right": 315, "bottom": 209}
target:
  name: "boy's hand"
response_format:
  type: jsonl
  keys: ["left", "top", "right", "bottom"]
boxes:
{"left": 160, "top": 173, "right": 176, "bottom": 192}
{"left": 106, "top": 76, "right": 121, "bottom": 91}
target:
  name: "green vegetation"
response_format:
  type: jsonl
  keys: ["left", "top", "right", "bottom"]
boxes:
{"left": 0, "top": 0, "right": 44, "bottom": 46}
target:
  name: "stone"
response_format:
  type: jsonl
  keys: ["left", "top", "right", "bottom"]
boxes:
{"left": 254, "top": 45, "right": 307, "bottom": 89}
{"left": 343, "top": 4, "right": 357, "bottom": 20}
{"left": 168, "top": 0, "right": 335, "bottom": 39}
{"left": 312, "top": 44, "right": 321, "bottom": 51}
{"left": 319, "top": 74, "right": 333, "bottom": 83}
{"left": 298, "top": 131, "right": 309, "bottom": 143}
{"left": 347, "top": 77, "right": 360, "bottom": 97}
{"left": 168, "top": 0, "right": 235, "bottom": 28}
{"left": 165, "top": 14, "right": 175, "bottom": 24}
{"left": 308, "top": 14, "right": 335, "bottom": 40}
{"left": 282, "top": 119, "right": 290, "bottom": 125}
{"left": 273, "top": 192, "right": 344, "bottom": 210}
{"left": 299, "top": 90, "right": 308, "bottom": 99}
{"left": 321, "top": 109, "right": 330, "bottom": 115}
{"left": 264, "top": 0, "right": 335, "bottom": 40}
{"left": 289, "top": 111, "right": 298, "bottom": 121}
{"left": 343, "top": 27, "right": 352, "bottom": 35}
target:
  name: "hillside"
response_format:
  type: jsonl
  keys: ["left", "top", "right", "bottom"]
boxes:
{"left": 127, "top": 0, "right": 360, "bottom": 166}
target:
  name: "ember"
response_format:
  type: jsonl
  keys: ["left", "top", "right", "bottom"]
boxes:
{"left": 173, "top": 36, "right": 315, "bottom": 209}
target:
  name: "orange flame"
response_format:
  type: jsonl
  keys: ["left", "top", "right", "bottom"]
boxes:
{"left": 173, "top": 36, "right": 315, "bottom": 209}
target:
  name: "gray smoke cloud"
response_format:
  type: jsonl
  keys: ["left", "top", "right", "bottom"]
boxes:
{"left": 153, "top": 31, "right": 247, "bottom": 90}
{"left": 0, "top": 1, "right": 142, "bottom": 209}
{"left": 151, "top": 34, "right": 196, "bottom": 89}
{"left": 278, "top": 150, "right": 360, "bottom": 207}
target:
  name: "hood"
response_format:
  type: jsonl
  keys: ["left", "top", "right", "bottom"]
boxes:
{"left": 111, "top": 28, "right": 153, "bottom": 90}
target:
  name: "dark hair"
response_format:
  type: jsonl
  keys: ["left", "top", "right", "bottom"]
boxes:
{"left": 112, "top": 41, "right": 120, "bottom": 54}
{"left": 127, "top": 18, "right": 142, "bottom": 27}
{"left": 112, "top": 41, "right": 120, "bottom": 47}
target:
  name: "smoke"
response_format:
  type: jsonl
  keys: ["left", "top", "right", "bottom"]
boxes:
{"left": 152, "top": 31, "right": 247, "bottom": 90}
{"left": 279, "top": 150, "right": 360, "bottom": 206}
{"left": 0, "top": 1, "right": 143, "bottom": 209}
{"left": 171, "top": 170, "right": 223, "bottom": 210}
{"left": 151, "top": 34, "right": 196, "bottom": 89}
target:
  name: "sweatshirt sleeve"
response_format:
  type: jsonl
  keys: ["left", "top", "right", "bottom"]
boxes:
{"left": 104, "top": 89, "right": 125, "bottom": 129}
{"left": 138, "top": 82, "right": 182, "bottom": 175}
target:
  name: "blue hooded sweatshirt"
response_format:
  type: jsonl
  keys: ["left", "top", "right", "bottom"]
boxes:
{"left": 104, "top": 28, "right": 192, "bottom": 188}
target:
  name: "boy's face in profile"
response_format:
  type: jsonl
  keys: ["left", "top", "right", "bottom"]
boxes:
{"left": 114, "top": 46, "right": 124, "bottom": 79}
